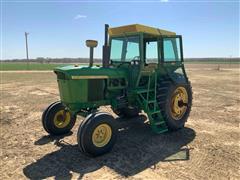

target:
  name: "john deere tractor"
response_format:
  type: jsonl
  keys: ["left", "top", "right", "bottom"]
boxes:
{"left": 42, "top": 24, "right": 192, "bottom": 156}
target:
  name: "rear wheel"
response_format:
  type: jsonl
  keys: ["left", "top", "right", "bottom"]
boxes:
{"left": 157, "top": 77, "right": 192, "bottom": 130}
{"left": 77, "top": 112, "right": 117, "bottom": 156}
{"left": 42, "top": 101, "right": 76, "bottom": 135}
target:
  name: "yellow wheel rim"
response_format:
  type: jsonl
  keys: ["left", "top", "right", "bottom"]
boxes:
{"left": 53, "top": 110, "right": 71, "bottom": 128}
{"left": 170, "top": 87, "right": 188, "bottom": 120}
{"left": 92, "top": 124, "right": 112, "bottom": 147}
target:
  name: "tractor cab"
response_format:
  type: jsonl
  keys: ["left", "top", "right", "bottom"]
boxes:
{"left": 108, "top": 24, "right": 187, "bottom": 88}
{"left": 109, "top": 24, "right": 182, "bottom": 65}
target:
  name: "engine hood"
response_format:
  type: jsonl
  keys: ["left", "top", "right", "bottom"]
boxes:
{"left": 54, "top": 65, "right": 127, "bottom": 80}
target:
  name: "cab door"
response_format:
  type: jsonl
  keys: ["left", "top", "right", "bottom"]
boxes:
{"left": 143, "top": 38, "right": 159, "bottom": 71}
{"left": 110, "top": 35, "right": 141, "bottom": 88}
{"left": 133, "top": 38, "right": 160, "bottom": 88}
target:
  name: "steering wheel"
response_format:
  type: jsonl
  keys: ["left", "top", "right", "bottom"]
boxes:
{"left": 130, "top": 56, "right": 140, "bottom": 65}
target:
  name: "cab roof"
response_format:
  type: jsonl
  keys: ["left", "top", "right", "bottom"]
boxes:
{"left": 108, "top": 24, "right": 176, "bottom": 37}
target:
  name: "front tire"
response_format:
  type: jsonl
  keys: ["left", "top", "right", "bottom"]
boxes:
{"left": 77, "top": 112, "right": 117, "bottom": 156}
{"left": 42, "top": 101, "right": 60, "bottom": 133}
{"left": 42, "top": 101, "right": 76, "bottom": 135}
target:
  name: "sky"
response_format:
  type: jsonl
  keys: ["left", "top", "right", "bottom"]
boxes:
{"left": 1, "top": 0, "right": 239, "bottom": 59}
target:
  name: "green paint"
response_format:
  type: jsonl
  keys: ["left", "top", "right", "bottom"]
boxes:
{"left": 50, "top": 31, "right": 191, "bottom": 133}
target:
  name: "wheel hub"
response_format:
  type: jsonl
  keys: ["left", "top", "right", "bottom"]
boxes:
{"left": 53, "top": 110, "right": 71, "bottom": 128}
{"left": 92, "top": 124, "right": 112, "bottom": 147}
{"left": 170, "top": 87, "right": 188, "bottom": 120}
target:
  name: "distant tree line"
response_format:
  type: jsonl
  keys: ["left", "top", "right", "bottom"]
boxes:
{"left": 1, "top": 57, "right": 240, "bottom": 63}
{"left": 2, "top": 57, "right": 102, "bottom": 63}
{"left": 184, "top": 58, "right": 240, "bottom": 63}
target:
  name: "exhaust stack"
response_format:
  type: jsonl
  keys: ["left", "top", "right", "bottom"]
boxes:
{"left": 102, "top": 24, "right": 110, "bottom": 68}
{"left": 86, "top": 40, "right": 98, "bottom": 67}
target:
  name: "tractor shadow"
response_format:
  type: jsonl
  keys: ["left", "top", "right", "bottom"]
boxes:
{"left": 23, "top": 115, "right": 196, "bottom": 179}
{"left": 34, "top": 132, "right": 73, "bottom": 146}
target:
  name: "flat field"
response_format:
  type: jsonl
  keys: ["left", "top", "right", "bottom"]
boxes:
{"left": 0, "top": 62, "right": 68, "bottom": 71}
{"left": 0, "top": 61, "right": 239, "bottom": 71}
{"left": 0, "top": 65, "right": 239, "bottom": 179}
{"left": 0, "top": 62, "right": 96, "bottom": 71}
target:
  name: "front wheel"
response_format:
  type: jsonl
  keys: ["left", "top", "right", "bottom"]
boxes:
{"left": 42, "top": 101, "right": 76, "bottom": 135}
{"left": 77, "top": 112, "right": 117, "bottom": 156}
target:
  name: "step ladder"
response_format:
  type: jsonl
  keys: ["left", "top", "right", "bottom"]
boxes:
{"left": 134, "top": 71, "right": 168, "bottom": 134}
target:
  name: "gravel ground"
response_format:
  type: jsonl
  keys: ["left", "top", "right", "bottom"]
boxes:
{"left": 0, "top": 66, "right": 239, "bottom": 179}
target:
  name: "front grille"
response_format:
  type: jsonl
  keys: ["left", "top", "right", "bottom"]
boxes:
{"left": 88, "top": 79, "right": 104, "bottom": 101}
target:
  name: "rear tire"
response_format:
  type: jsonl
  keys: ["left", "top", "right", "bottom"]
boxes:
{"left": 42, "top": 102, "right": 76, "bottom": 135}
{"left": 157, "top": 77, "right": 192, "bottom": 130}
{"left": 77, "top": 112, "right": 117, "bottom": 156}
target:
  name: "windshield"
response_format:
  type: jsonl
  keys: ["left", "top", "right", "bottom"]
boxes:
{"left": 110, "top": 36, "right": 140, "bottom": 62}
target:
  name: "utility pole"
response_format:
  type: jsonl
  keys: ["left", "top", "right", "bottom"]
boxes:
{"left": 25, "top": 32, "right": 29, "bottom": 69}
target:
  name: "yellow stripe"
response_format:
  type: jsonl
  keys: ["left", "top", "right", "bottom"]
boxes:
{"left": 71, "top": 75, "right": 109, "bottom": 80}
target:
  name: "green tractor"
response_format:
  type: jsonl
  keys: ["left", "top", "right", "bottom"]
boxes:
{"left": 42, "top": 24, "right": 192, "bottom": 156}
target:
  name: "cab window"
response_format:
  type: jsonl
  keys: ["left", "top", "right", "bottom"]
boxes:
{"left": 110, "top": 36, "right": 140, "bottom": 62}
{"left": 163, "top": 37, "right": 181, "bottom": 62}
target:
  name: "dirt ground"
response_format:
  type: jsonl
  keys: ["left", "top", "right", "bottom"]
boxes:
{"left": 0, "top": 65, "right": 239, "bottom": 179}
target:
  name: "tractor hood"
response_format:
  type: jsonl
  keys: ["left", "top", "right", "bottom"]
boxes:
{"left": 54, "top": 65, "right": 127, "bottom": 80}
